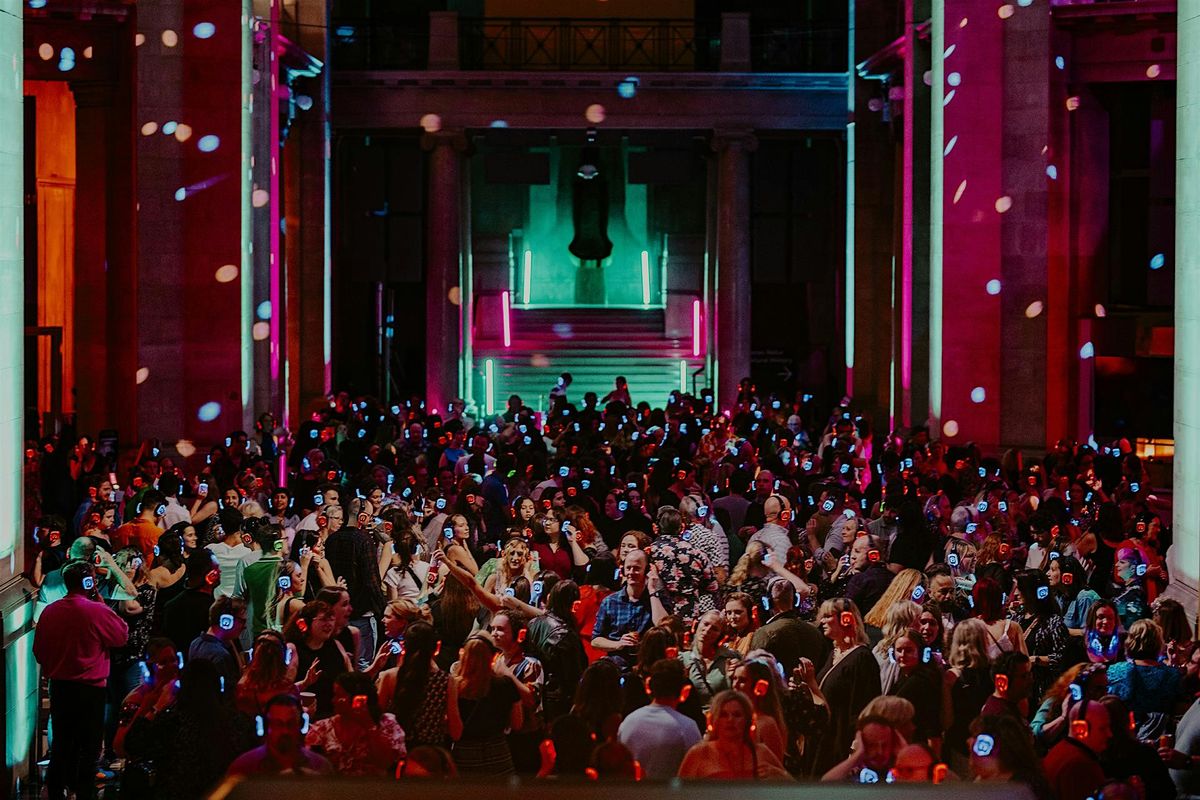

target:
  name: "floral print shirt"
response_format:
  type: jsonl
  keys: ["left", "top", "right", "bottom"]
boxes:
{"left": 649, "top": 535, "right": 719, "bottom": 626}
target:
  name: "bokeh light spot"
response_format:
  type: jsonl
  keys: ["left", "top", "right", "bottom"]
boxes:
{"left": 420, "top": 113, "right": 441, "bottom": 133}
{"left": 136, "top": 367, "right": 150, "bottom": 385}
{"left": 943, "top": 89, "right": 956, "bottom": 107}
{"left": 197, "top": 134, "right": 220, "bottom": 152}
{"left": 1025, "top": 301, "right": 1044, "bottom": 318}
{"left": 617, "top": 77, "right": 639, "bottom": 99}
{"left": 1055, "top": 56, "right": 1065, "bottom": 70}
{"left": 971, "top": 387, "right": 986, "bottom": 404}
{"left": 1146, "top": 64, "right": 1161, "bottom": 79}
{"left": 489, "top": 120, "right": 509, "bottom": 128}
{"left": 998, "top": 4, "right": 1015, "bottom": 19}
{"left": 944, "top": 44, "right": 956, "bottom": 60}
{"left": 83, "top": 46, "right": 93, "bottom": 59}
{"left": 215, "top": 264, "right": 239, "bottom": 283}
{"left": 986, "top": 279, "right": 1002, "bottom": 295}
{"left": 923, "top": 70, "right": 933, "bottom": 86}
{"left": 1046, "top": 165, "right": 1058, "bottom": 180}
{"left": 1066, "top": 96, "right": 1081, "bottom": 111}
{"left": 141, "top": 121, "right": 159, "bottom": 136}
{"left": 176, "top": 440, "right": 196, "bottom": 458}
{"left": 162, "top": 121, "right": 177, "bottom": 135}
{"left": 942, "top": 420, "right": 960, "bottom": 437}
{"left": 252, "top": 189, "right": 269, "bottom": 208}
{"left": 256, "top": 301, "right": 272, "bottom": 320}
{"left": 1079, "top": 342, "right": 1094, "bottom": 359}
{"left": 531, "top": 354, "right": 551, "bottom": 368}
{"left": 960, "top": 17, "right": 968, "bottom": 27}
{"left": 947, "top": 72, "right": 961, "bottom": 87}
{"left": 135, "top": 33, "right": 146, "bottom": 46}
{"left": 944, "top": 135, "right": 958, "bottom": 156}
{"left": 1150, "top": 253, "right": 1166, "bottom": 270}
{"left": 252, "top": 321, "right": 270, "bottom": 341}
{"left": 448, "top": 286, "right": 461, "bottom": 306}
{"left": 198, "top": 402, "right": 222, "bottom": 422}
{"left": 193, "top": 22, "right": 216, "bottom": 39}
{"left": 995, "top": 196, "right": 1012, "bottom": 213}
{"left": 29, "top": 0, "right": 47, "bottom": 8}
{"left": 1094, "top": 304, "right": 1107, "bottom": 318}
{"left": 868, "top": 98, "right": 884, "bottom": 112}
{"left": 174, "top": 187, "right": 187, "bottom": 201}
{"left": 174, "top": 123, "right": 193, "bottom": 142}
{"left": 162, "top": 29, "right": 179, "bottom": 47}
{"left": 586, "top": 104, "right": 606, "bottom": 124}
{"left": 38, "top": 43, "right": 53, "bottom": 60}
{"left": 953, "top": 180, "right": 967, "bottom": 204}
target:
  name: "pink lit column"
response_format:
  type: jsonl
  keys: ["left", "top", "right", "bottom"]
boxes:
{"left": 713, "top": 130, "right": 756, "bottom": 409}
{"left": 423, "top": 129, "right": 467, "bottom": 412}
{"left": 935, "top": 0, "right": 1003, "bottom": 448}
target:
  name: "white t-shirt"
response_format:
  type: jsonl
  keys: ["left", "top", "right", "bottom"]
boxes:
{"left": 206, "top": 542, "right": 261, "bottom": 598}
{"left": 618, "top": 703, "right": 702, "bottom": 780}
{"left": 383, "top": 561, "right": 431, "bottom": 602}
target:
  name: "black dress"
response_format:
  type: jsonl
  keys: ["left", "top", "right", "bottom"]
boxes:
{"left": 810, "top": 645, "right": 882, "bottom": 777}
{"left": 889, "top": 663, "right": 944, "bottom": 742}
{"left": 294, "top": 637, "right": 349, "bottom": 719}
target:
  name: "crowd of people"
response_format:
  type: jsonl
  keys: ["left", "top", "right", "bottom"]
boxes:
{"left": 25, "top": 375, "right": 1199, "bottom": 799}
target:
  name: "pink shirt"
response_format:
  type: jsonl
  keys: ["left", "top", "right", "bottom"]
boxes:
{"left": 34, "top": 592, "right": 129, "bottom": 686}
{"left": 531, "top": 542, "right": 573, "bottom": 580}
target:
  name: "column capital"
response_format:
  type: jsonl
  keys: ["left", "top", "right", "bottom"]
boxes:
{"left": 711, "top": 129, "right": 758, "bottom": 154}
{"left": 421, "top": 129, "right": 469, "bottom": 154}
{"left": 69, "top": 80, "right": 114, "bottom": 109}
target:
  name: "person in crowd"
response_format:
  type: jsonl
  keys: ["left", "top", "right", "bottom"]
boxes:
{"left": 809, "top": 598, "right": 881, "bottom": 776}
{"left": 749, "top": 577, "right": 829, "bottom": 675}
{"left": 376, "top": 621, "right": 451, "bottom": 749}
{"left": 305, "top": 671, "right": 406, "bottom": 775}
{"left": 113, "top": 492, "right": 167, "bottom": 563}
{"left": 681, "top": 610, "right": 739, "bottom": 710}
{"left": 323, "top": 503, "right": 386, "bottom": 668}
{"left": 34, "top": 560, "right": 129, "bottom": 800}
{"left": 525, "top": 580, "right": 588, "bottom": 722}
{"left": 530, "top": 508, "right": 589, "bottom": 580}
{"left": 1010, "top": 569, "right": 1072, "bottom": 701}
{"left": 1042, "top": 695, "right": 1112, "bottom": 800}
{"left": 225, "top": 694, "right": 333, "bottom": 776}
{"left": 237, "top": 630, "right": 299, "bottom": 716}
{"left": 1098, "top": 694, "right": 1176, "bottom": 800}
{"left": 487, "top": 610, "right": 544, "bottom": 772}
{"left": 284, "top": 599, "right": 352, "bottom": 718}
{"left": 944, "top": 618, "right": 992, "bottom": 770}
{"left": 187, "top": 596, "right": 247, "bottom": 700}
{"left": 122, "top": 660, "right": 250, "bottom": 798}
{"left": 206, "top": 508, "right": 259, "bottom": 599}
{"left": 161, "top": 550, "right": 221, "bottom": 655}
{"left": 1107, "top": 618, "right": 1188, "bottom": 738}
{"left": 677, "top": 689, "right": 790, "bottom": 780}
{"left": 1030, "top": 663, "right": 1107, "bottom": 752}
{"left": 447, "top": 634, "right": 523, "bottom": 775}
{"left": 649, "top": 505, "right": 720, "bottom": 625}
{"left": 729, "top": 655, "right": 789, "bottom": 762}
{"left": 983, "top": 651, "right": 1034, "bottom": 722}
{"left": 820, "top": 712, "right": 905, "bottom": 783}
{"left": 887, "top": 628, "right": 944, "bottom": 746}
{"left": 590, "top": 548, "right": 666, "bottom": 664}
{"left": 571, "top": 659, "right": 625, "bottom": 743}
{"left": 973, "top": 576, "right": 1027, "bottom": 659}
{"left": 723, "top": 592, "right": 759, "bottom": 656}
{"left": 1051, "top": 554, "right": 1100, "bottom": 633}
{"left": 618, "top": 658, "right": 702, "bottom": 778}
{"left": 1084, "top": 600, "right": 1125, "bottom": 664}
{"left": 968, "top": 714, "right": 1053, "bottom": 798}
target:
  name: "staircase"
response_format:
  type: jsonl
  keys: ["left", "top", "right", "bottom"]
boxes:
{"left": 473, "top": 307, "right": 703, "bottom": 410}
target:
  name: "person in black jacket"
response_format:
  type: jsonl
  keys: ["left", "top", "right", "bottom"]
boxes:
{"left": 525, "top": 581, "right": 587, "bottom": 723}
{"left": 323, "top": 505, "right": 385, "bottom": 669}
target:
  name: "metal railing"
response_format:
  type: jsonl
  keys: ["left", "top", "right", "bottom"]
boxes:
{"left": 330, "top": 21, "right": 428, "bottom": 70}
{"left": 460, "top": 18, "right": 712, "bottom": 72}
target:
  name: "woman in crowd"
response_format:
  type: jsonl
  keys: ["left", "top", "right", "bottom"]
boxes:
{"left": 1155, "top": 598, "right": 1195, "bottom": 667}
{"left": 730, "top": 656, "right": 789, "bottom": 762}
{"left": 723, "top": 592, "right": 759, "bottom": 656}
{"left": 1098, "top": 694, "right": 1177, "bottom": 800}
{"left": 809, "top": 598, "right": 881, "bottom": 777}
{"left": 973, "top": 577, "right": 1026, "bottom": 659}
{"left": 1010, "top": 570, "right": 1072, "bottom": 700}
{"left": 285, "top": 600, "right": 352, "bottom": 719}
{"left": 617, "top": 531, "right": 653, "bottom": 565}
{"left": 873, "top": 601, "right": 921, "bottom": 693}
{"left": 1106, "top": 619, "right": 1187, "bottom": 739}
{"left": 677, "top": 690, "right": 790, "bottom": 780}
{"left": 487, "top": 610, "right": 544, "bottom": 772}
{"left": 530, "top": 509, "right": 590, "bottom": 580}
{"left": 571, "top": 659, "right": 624, "bottom": 743}
{"left": 305, "top": 671, "right": 406, "bottom": 775}
{"left": 681, "top": 610, "right": 739, "bottom": 710}
{"left": 1050, "top": 554, "right": 1099, "bottom": 633}
{"left": 376, "top": 621, "right": 451, "bottom": 749}
{"left": 863, "top": 570, "right": 925, "bottom": 634}
{"left": 576, "top": 551, "right": 619, "bottom": 663}
{"left": 1029, "top": 663, "right": 1107, "bottom": 751}
{"left": 942, "top": 618, "right": 992, "bottom": 771}
{"left": 448, "top": 634, "right": 523, "bottom": 775}
{"left": 1084, "top": 600, "right": 1125, "bottom": 664}
{"left": 272, "top": 558, "right": 306, "bottom": 630}
{"left": 236, "top": 630, "right": 299, "bottom": 716}
{"left": 483, "top": 536, "right": 536, "bottom": 596}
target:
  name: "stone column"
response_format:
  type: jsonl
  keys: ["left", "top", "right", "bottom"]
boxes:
{"left": 1167, "top": 4, "right": 1200, "bottom": 618}
{"left": 423, "top": 130, "right": 467, "bottom": 413}
{"left": 712, "top": 130, "right": 756, "bottom": 409}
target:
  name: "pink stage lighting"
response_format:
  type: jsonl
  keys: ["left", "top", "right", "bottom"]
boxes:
{"left": 502, "top": 290, "right": 512, "bottom": 348}
{"left": 692, "top": 298, "right": 701, "bottom": 357}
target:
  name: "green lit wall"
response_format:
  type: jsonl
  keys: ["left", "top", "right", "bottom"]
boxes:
{"left": 0, "top": 0, "right": 21, "bottom": 560}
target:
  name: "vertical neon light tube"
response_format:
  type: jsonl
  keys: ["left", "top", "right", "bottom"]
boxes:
{"left": 0, "top": 0, "right": 22, "bottom": 557}
{"left": 844, "top": 0, "right": 856, "bottom": 395}
{"left": 240, "top": 0, "right": 254, "bottom": 426}
{"left": 641, "top": 250, "right": 652, "bottom": 306}
{"left": 501, "top": 290, "right": 511, "bottom": 348}
{"left": 1171, "top": 4, "right": 1200, "bottom": 598}
{"left": 900, "top": 0, "right": 914, "bottom": 425}
{"left": 692, "top": 298, "right": 702, "bottom": 357}
{"left": 484, "top": 359, "right": 495, "bottom": 415}
{"left": 523, "top": 250, "right": 532, "bottom": 305}
{"left": 929, "top": 0, "right": 945, "bottom": 429}
{"left": 268, "top": 0, "right": 282, "bottom": 396}
{"left": 680, "top": 360, "right": 689, "bottom": 394}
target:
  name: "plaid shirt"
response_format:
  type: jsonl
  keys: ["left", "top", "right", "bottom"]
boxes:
{"left": 592, "top": 588, "right": 653, "bottom": 644}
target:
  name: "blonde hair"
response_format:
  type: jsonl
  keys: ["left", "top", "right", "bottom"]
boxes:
{"left": 817, "top": 598, "right": 869, "bottom": 647}
{"left": 864, "top": 570, "right": 925, "bottom": 628}
{"left": 730, "top": 541, "right": 767, "bottom": 586}
{"left": 454, "top": 635, "right": 498, "bottom": 699}
{"left": 495, "top": 537, "right": 531, "bottom": 590}
{"left": 1126, "top": 619, "right": 1164, "bottom": 661}
{"left": 859, "top": 695, "right": 915, "bottom": 729}
{"left": 240, "top": 501, "right": 266, "bottom": 519}
{"left": 706, "top": 690, "right": 755, "bottom": 743}
{"left": 872, "top": 600, "right": 921, "bottom": 660}
{"left": 948, "top": 618, "right": 990, "bottom": 671}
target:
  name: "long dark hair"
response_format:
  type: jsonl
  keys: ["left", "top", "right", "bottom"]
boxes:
{"left": 156, "top": 526, "right": 188, "bottom": 571}
{"left": 571, "top": 659, "right": 622, "bottom": 739}
{"left": 1015, "top": 570, "right": 1056, "bottom": 620}
{"left": 335, "top": 671, "right": 383, "bottom": 725}
{"left": 968, "top": 714, "right": 1053, "bottom": 799}
{"left": 391, "top": 621, "right": 438, "bottom": 730}
{"left": 545, "top": 580, "right": 581, "bottom": 630}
